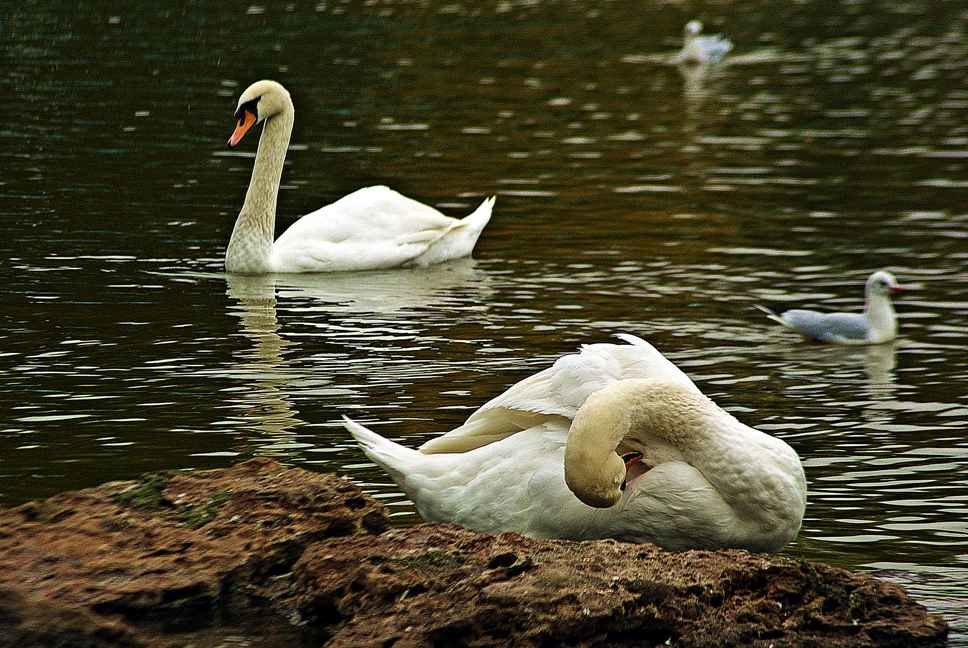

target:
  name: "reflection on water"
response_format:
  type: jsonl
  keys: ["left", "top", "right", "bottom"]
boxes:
{"left": 221, "top": 274, "right": 303, "bottom": 444}
{"left": 206, "top": 260, "right": 494, "bottom": 458}
{"left": 2, "top": 0, "right": 968, "bottom": 642}
{"left": 227, "top": 258, "right": 490, "bottom": 315}
{"left": 861, "top": 341, "right": 898, "bottom": 388}
{"left": 679, "top": 61, "right": 720, "bottom": 116}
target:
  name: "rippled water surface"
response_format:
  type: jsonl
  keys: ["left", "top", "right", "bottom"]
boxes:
{"left": 3, "top": 0, "right": 968, "bottom": 642}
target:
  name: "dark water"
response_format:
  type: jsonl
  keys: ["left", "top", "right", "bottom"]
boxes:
{"left": 3, "top": 0, "right": 967, "bottom": 642}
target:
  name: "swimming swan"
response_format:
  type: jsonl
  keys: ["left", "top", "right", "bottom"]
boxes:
{"left": 344, "top": 334, "right": 806, "bottom": 552}
{"left": 756, "top": 270, "right": 908, "bottom": 345}
{"left": 224, "top": 80, "right": 495, "bottom": 274}
{"left": 676, "top": 20, "right": 733, "bottom": 65}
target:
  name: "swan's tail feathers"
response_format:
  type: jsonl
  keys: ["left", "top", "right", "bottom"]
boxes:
{"left": 754, "top": 304, "right": 788, "bottom": 327}
{"left": 342, "top": 416, "right": 421, "bottom": 486}
{"left": 410, "top": 196, "right": 495, "bottom": 266}
{"left": 579, "top": 332, "right": 652, "bottom": 353}
{"left": 614, "top": 332, "right": 650, "bottom": 347}
{"left": 460, "top": 196, "right": 496, "bottom": 237}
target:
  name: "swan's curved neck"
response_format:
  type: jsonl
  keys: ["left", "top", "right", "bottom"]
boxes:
{"left": 565, "top": 380, "right": 714, "bottom": 507}
{"left": 566, "top": 380, "right": 782, "bottom": 510}
{"left": 621, "top": 383, "right": 800, "bottom": 528}
{"left": 225, "top": 103, "right": 294, "bottom": 274}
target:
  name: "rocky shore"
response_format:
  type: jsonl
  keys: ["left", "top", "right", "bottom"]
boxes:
{"left": 0, "top": 458, "right": 948, "bottom": 647}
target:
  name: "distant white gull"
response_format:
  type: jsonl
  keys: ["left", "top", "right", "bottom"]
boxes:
{"left": 756, "top": 270, "right": 908, "bottom": 345}
{"left": 675, "top": 20, "right": 733, "bottom": 65}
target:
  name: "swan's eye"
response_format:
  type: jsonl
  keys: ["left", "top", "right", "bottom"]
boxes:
{"left": 234, "top": 97, "right": 261, "bottom": 124}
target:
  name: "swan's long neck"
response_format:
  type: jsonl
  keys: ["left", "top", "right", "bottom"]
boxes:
{"left": 864, "top": 291, "right": 897, "bottom": 343}
{"left": 225, "top": 104, "right": 294, "bottom": 274}
{"left": 623, "top": 383, "right": 804, "bottom": 535}
{"left": 566, "top": 380, "right": 804, "bottom": 529}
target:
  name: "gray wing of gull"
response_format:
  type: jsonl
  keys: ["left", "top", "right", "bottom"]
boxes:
{"left": 780, "top": 309, "right": 869, "bottom": 343}
{"left": 694, "top": 35, "right": 733, "bottom": 63}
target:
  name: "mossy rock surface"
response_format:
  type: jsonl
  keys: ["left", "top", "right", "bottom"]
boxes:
{"left": 0, "top": 459, "right": 949, "bottom": 648}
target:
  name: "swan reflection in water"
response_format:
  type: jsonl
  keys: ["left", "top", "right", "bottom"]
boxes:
{"left": 223, "top": 273, "right": 305, "bottom": 448}
{"left": 231, "top": 257, "right": 491, "bottom": 315}
{"left": 220, "top": 258, "right": 491, "bottom": 450}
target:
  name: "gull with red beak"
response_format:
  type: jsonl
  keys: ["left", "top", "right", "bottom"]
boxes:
{"left": 756, "top": 270, "right": 909, "bottom": 345}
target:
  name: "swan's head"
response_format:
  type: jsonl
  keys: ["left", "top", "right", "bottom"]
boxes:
{"left": 564, "top": 434, "right": 628, "bottom": 509}
{"left": 684, "top": 20, "right": 704, "bottom": 38}
{"left": 228, "top": 80, "right": 292, "bottom": 148}
{"left": 866, "top": 270, "right": 905, "bottom": 298}
{"left": 564, "top": 379, "right": 697, "bottom": 509}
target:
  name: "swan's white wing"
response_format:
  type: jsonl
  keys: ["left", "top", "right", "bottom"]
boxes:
{"left": 470, "top": 335, "right": 698, "bottom": 421}
{"left": 345, "top": 415, "right": 572, "bottom": 535}
{"left": 270, "top": 233, "right": 441, "bottom": 272}
{"left": 419, "top": 335, "right": 698, "bottom": 453}
{"left": 269, "top": 186, "right": 461, "bottom": 272}
{"left": 282, "top": 185, "right": 460, "bottom": 240}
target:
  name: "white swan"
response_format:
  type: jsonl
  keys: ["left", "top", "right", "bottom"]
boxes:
{"left": 675, "top": 20, "right": 733, "bottom": 65}
{"left": 756, "top": 270, "right": 908, "bottom": 345}
{"left": 343, "top": 335, "right": 807, "bottom": 552}
{"left": 224, "top": 80, "right": 495, "bottom": 274}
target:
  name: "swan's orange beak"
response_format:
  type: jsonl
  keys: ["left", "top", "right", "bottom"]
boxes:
{"left": 228, "top": 111, "right": 257, "bottom": 147}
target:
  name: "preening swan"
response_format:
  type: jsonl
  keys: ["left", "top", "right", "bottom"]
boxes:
{"left": 756, "top": 270, "right": 908, "bottom": 345}
{"left": 344, "top": 335, "right": 807, "bottom": 552}
{"left": 675, "top": 20, "right": 733, "bottom": 65}
{"left": 224, "top": 80, "right": 495, "bottom": 274}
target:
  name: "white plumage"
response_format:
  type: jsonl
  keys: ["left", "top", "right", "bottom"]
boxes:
{"left": 268, "top": 187, "right": 494, "bottom": 273}
{"left": 344, "top": 335, "right": 807, "bottom": 552}
{"left": 224, "top": 80, "right": 493, "bottom": 274}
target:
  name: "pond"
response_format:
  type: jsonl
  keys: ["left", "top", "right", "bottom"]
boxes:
{"left": 2, "top": 0, "right": 967, "bottom": 642}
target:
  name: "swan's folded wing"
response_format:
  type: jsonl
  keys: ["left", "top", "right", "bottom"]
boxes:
{"left": 270, "top": 186, "right": 461, "bottom": 271}
{"left": 270, "top": 238, "right": 429, "bottom": 272}
{"left": 419, "top": 335, "right": 698, "bottom": 454}
{"left": 302, "top": 185, "right": 459, "bottom": 233}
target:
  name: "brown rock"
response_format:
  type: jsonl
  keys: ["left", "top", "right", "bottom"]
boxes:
{"left": 0, "top": 459, "right": 948, "bottom": 647}
{"left": 292, "top": 525, "right": 947, "bottom": 647}
{"left": 0, "top": 458, "right": 386, "bottom": 647}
